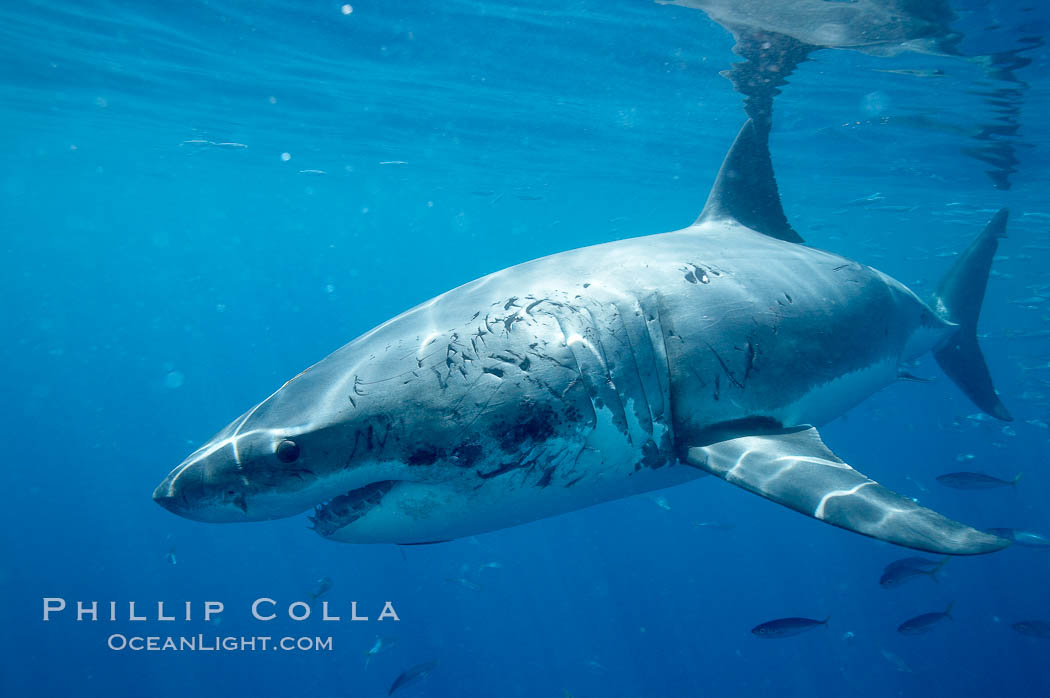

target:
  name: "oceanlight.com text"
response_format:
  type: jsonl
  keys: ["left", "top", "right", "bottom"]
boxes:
{"left": 106, "top": 634, "right": 334, "bottom": 652}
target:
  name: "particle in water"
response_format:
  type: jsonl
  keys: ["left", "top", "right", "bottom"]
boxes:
{"left": 861, "top": 91, "right": 890, "bottom": 116}
{"left": 164, "top": 371, "right": 185, "bottom": 389}
{"left": 281, "top": 152, "right": 291, "bottom": 161}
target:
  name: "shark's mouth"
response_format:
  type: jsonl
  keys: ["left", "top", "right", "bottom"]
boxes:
{"left": 309, "top": 480, "right": 397, "bottom": 537}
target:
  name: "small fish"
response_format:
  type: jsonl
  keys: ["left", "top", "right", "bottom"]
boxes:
{"left": 445, "top": 576, "right": 481, "bottom": 591}
{"left": 846, "top": 192, "right": 885, "bottom": 206}
{"left": 379, "top": 160, "right": 408, "bottom": 165}
{"left": 309, "top": 576, "right": 333, "bottom": 600}
{"left": 897, "top": 602, "right": 953, "bottom": 635}
{"left": 370, "top": 636, "right": 397, "bottom": 653}
{"left": 478, "top": 561, "right": 503, "bottom": 571}
{"left": 873, "top": 68, "right": 944, "bottom": 78}
{"left": 879, "top": 556, "right": 948, "bottom": 587}
{"left": 388, "top": 660, "right": 438, "bottom": 696}
{"left": 1011, "top": 296, "right": 1049, "bottom": 306}
{"left": 298, "top": 169, "right": 327, "bottom": 175}
{"left": 165, "top": 544, "right": 177, "bottom": 566}
{"left": 693, "top": 521, "right": 735, "bottom": 531}
{"left": 1020, "top": 363, "right": 1050, "bottom": 372}
{"left": 585, "top": 659, "right": 607, "bottom": 672}
{"left": 987, "top": 528, "right": 1050, "bottom": 548}
{"left": 880, "top": 648, "right": 913, "bottom": 673}
{"left": 1001, "top": 329, "right": 1050, "bottom": 340}
{"left": 214, "top": 142, "right": 248, "bottom": 149}
{"left": 871, "top": 204, "right": 917, "bottom": 213}
{"left": 751, "top": 616, "right": 829, "bottom": 638}
{"left": 364, "top": 636, "right": 397, "bottom": 668}
{"left": 1012, "top": 620, "right": 1050, "bottom": 639}
{"left": 652, "top": 496, "right": 671, "bottom": 511}
{"left": 935, "top": 472, "right": 1022, "bottom": 489}
{"left": 903, "top": 475, "right": 929, "bottom": 493}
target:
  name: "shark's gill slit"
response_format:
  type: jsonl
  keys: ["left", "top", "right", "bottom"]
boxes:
{"left": 309, "top": 480, "right": 398, "bottom": 537}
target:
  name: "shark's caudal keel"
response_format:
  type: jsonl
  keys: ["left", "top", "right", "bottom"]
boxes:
{"left": 154, "top": 120, "right": 1013, "bottom": 556}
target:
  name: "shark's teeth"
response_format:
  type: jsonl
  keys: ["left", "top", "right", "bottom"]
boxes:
{"left": 309, "top": 481, "right": 397, "bottom": 537}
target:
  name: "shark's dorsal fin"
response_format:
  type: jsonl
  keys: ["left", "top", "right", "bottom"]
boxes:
{"left": 696, "top": 120, "right": 803, "bottom": 243}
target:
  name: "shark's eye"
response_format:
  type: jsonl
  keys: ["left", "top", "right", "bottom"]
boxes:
{"left": 276, "top": 439, "right": 301, "bottom": 463}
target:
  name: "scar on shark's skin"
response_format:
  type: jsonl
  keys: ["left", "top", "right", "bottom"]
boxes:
{"left": 742, "top": 340, "right": 757, "bottom": 386}
{"left": 155, "top": 120, "right": 1013, "bottom": 557}
{"left": 706, "top": 343, "right": 743, "bottom": 390}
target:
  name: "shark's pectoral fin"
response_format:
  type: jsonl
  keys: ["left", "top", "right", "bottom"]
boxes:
{"left": 685, "top": 426, "right": 1008, "bottom": 555}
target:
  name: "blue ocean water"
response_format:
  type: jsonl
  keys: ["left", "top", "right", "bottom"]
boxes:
{"left": 2, "top": 1, "right": 1049, "bottom": 696}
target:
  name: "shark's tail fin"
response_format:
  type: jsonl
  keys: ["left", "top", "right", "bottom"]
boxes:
{"left": 932, "top": 209, "right": 1012, "bottom": 422}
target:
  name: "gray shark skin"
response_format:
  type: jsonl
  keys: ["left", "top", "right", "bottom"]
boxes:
{"left": 154, "top": 121, "right": 1011, "bottom": 556}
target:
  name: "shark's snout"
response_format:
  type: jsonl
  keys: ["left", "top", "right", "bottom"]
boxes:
{"left": 152, "top": 457, "right": 250, "bottom": 523}
{"left": 152, "top": 478, "right": 181, "bottom": 514}
{"left": 154, "top": 414, "right": 393, "bottom": 526}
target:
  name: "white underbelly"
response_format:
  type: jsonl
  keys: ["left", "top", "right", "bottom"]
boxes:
{"left": 774, "top": 357, "right": 897, "bottom": 427}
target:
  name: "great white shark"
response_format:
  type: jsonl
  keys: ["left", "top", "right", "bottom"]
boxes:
{"left": 154, "top": 120, "right": 1014, "bottom": 555}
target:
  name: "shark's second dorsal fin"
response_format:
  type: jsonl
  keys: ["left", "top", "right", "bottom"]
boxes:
{"left": 695, "top": 120, "right": 803, "bottom": 243}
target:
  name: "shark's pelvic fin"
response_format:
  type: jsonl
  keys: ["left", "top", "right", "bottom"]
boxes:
{"left": 932, "top": 208, "right": 1012, "bottom": 421}
{"left": 695, "top": 119, "right": 803, "bottom": 244}
{"left": 685, "top": 426, "right": 1009, "bottom": 556}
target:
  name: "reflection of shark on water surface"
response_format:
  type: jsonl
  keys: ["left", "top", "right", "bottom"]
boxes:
{"left": 662, "top": 0, "right": 964, "bottom": 56}
{"left": 660, "top": 0, "right": 963, "bottom": 130}
{"left": 662, "top": 0, "right": 1040, "bottom": 189}
{"left": 155, "top": 112, "right": 1015, "bottom": 556}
